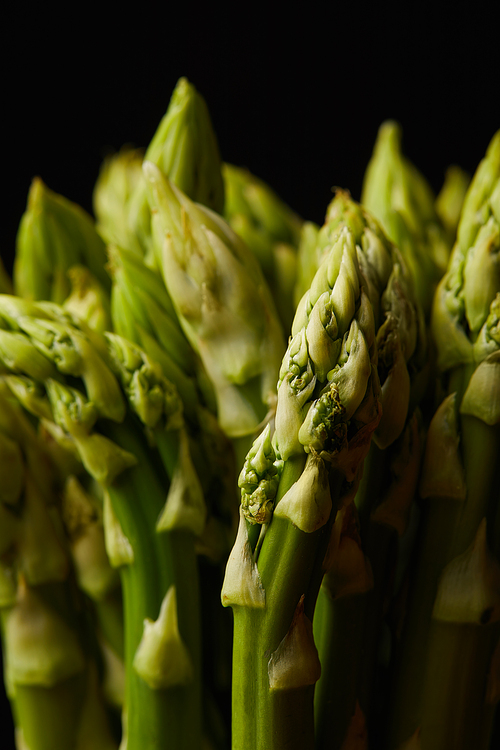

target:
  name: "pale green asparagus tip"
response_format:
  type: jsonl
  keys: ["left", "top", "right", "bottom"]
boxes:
{"left": 273, "top": 192, "right": 419, "bottom": 482}
{"left": 145, "top": 77, "right": 224, "bottom": 215}
{"left": 295, "top": 189, "right": 396, "bottom": 332}
{"left": 222, "top": 163, "right": 303, "bottom": 332}
{"left": 93, "top": 146, "right": 145, "bottom": 254}
{"left": 319, "top": 193, "right": 423, "bottom": 449}
{"left": 13, "top": 177, "right": 110, "bottom": 304}
{"left": 144, "top": 161, "right": 285, "bottom": 437}
{"left": 456, "top": 130, "right": 500, "bottom": 253}
{"left": 62, "top": 265, "right": 112, "bottom": 334}
{"left": 431, "top": 132, "right": 500, "bottom": 372}
{"left": 435, "top": 165, "right": 471, "bottom": 241}
{"left": 361, "top": 121, "right": 448, "bottom": 311}
{"left": 223, "top": 162, "right": 303, "bottom": 250}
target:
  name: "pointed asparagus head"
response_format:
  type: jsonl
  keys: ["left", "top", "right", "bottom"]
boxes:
{"left": 144, "top": 162, "right": 285, "bottom": 437}
{"left": 14, "top": 177, "right": 110, "bottom": 304}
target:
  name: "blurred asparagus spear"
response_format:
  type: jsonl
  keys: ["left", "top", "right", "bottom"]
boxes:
{"left": 93, "top": 147, "right": 145, "bottom": 257}
{"left": 94, "top": 77, "right": 224, "bottom": 267}
{"left": 107, "top": 247, "right": 239, "bottom": 566}
{"left": 0, "top": 379, "right": 118, "bottom": 750}
{"left": 13, "top": 178, "right": 110, "bottom": 304}
{"left": 361, "top": 121, "right": 452, "bottom": 316}
{"left": 62, "top": 265, "right": 112, "bottom": 334}
{"left": 435, "top": 165, "right": 471, "bottom": 244}
{"left": 222, "top": 163, "right": 303, "bottom": 332}
{"left": 387, "top": 130, "right": 500, "bottom": 750}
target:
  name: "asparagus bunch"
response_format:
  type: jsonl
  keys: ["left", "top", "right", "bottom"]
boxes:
{"left": 0, "top": 296, "right": 208, "bottom": 749}
{"left": 0, "top": 377, "right": 119, "bottom": 750}
{"left": 387, "top": 130, "right": 500, "bottom": 750}
{"left": 2, "top": 68, "right": 498, "bottom": 750}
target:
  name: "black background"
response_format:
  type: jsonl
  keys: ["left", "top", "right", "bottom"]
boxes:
{"left": 3, "top": 5, "right": 499, "bottom": 273}
{"left": 1, "top": 3, "right": 499, "bottom": 748}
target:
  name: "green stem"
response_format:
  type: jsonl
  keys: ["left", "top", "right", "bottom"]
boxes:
{"left": 230, "top": 467, "right": 342, "bottom": 750}
{"left": 14, "top": 674, "right": 87, "bottom": 750}
{"left": 386, "top": 372, "right": 500, "bottom": 748}
{"left": 313, "top": 586, "right": 367, "bottom": 749}
{"left": 418, "top": 621, "right": 500, "bottom": 750}
{"left": 94, "top": 590, "right": 125, "bottom": 660}
{"left": 104, "top": 419, "right": 202, "bottom": 749}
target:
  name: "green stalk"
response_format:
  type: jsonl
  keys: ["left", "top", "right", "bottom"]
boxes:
{"left": 386, "top": 130, "right": 500, "bottom": 749}
{"left": 386, "top": 405, "right": 500, "bottom": 748}
{"left": 104, "top": 419, "right": 202, "bottom": 750}
{"left": 418, "top": 621, "right": 499, "bottom": 750}
{"left": 313, "top": 586, "right": 367, "bottom": 749}
{"left": 229, "top": 507, "right": 334, "bottom": 750}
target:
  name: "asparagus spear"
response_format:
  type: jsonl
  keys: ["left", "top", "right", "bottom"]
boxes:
{"left": 435, "top": 165, "right": 471, "bottom": 245}
{"left": 222, "top": 162, "right": 303, "bottom": 332}
{"left": 94, "top": 77, "right": 224, "bottom": 267}
{"left": 222, "top": 188, "right": 418, "bottom": 749}
{"left": 143, "top": 162, "right": 285, "bottom": 445}
{"left": 13, "top": 178, "right": 110, "bottom": 304}
{"left": 106, "top": 242, "right": 239, "bottom": 556}
{"left": 387, "top": 130, "right": 500, "bottom": 750}
{"left": 106, "top": 242, "right": 203, "bottom": 420}
{"left": 62, "top": 265, "right": 113, "bottom": 334}
{"left": 93, "top": 147, "right": 145, "bottom": 257}
{"left": 303, "top": 193, "right": 420, "bottom": 749}
{"left": 361, "top": 121, "right": 452, "bottom": 316}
